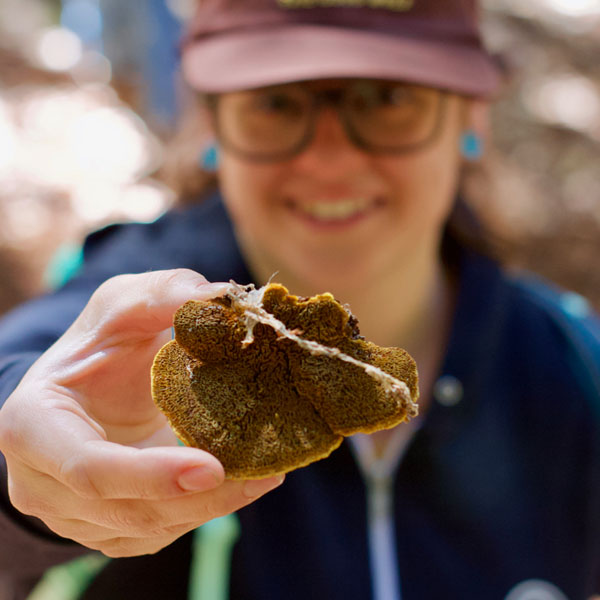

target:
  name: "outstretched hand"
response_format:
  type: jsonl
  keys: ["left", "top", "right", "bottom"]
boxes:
{"left": 0, "top": 269, "right": 284, "bottom": 557}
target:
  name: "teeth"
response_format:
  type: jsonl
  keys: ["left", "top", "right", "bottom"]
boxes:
{"left": 300, "top": 199, "right": 370, "bottom": 221}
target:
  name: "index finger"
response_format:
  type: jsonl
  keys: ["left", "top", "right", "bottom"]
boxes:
{"left": 60, "top": 440, "right": 226, "bottom": 500}
{"left": 4, "top": 398, "right": 224, "bottom": 501}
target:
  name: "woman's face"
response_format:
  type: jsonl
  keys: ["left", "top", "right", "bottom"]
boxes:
{"left": 214, "top": 80, "right": 469, "bottom": 296}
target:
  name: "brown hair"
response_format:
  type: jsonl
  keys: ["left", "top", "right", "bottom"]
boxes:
{"left": 159, "top": 96, "right": 218, "bottom": 204}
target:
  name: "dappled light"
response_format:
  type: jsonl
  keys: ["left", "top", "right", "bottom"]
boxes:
{"left": 0, "top": 0, "right": 599, "bottom": 310}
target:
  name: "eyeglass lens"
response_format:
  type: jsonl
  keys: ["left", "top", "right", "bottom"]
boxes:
{"left": 214, "top": 80, "right": 446, "bottom": 160}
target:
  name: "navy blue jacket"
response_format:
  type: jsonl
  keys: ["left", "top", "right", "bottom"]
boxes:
{"left": 0, "top": 194, "right": 599, "bottom": 599}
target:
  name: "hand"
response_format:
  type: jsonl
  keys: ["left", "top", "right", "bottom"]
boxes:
{"left": 0, "top": 269, "right": 284, "bottom": 557}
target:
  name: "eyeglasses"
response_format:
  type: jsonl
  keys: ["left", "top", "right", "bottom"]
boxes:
{"left": 208, "top": 80, "right": 448, "bottom": 162}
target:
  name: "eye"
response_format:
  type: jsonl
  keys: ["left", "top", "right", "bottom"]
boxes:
{"left": 382, "top": 85, "right": 415, "bottom": 106}
{"left": 367, "top": 83, "right": 420, "bottom": 110}
{"left": 252, "top": 92, "right": 304, "bottom": 117}
{"left": 348, "top": 82, "right": 416, "bottom": 112}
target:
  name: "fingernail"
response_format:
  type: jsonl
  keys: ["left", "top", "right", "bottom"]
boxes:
{"left": 178, "top": 466, "right": 222, "bottom": 491}
{"left": 243, "top": 474, "right": 285, "bottom": 499}
{"left": 199, "top": 282, "right": 232, "bottom": 298}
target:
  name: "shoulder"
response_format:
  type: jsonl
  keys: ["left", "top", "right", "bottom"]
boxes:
{"left": 452, "top": 255, "right": 600, "bottom": 507}
{"left": 83, "top": 193, "right": 230, "bottom": 261}
{"left": 78, "top": 192, "right": 249, "bottom": 282}
{"left": 508, "top": 271, "right": 599, "bottom": 339}
{"left": 492, "top": 272, "right": 600, "bottom": 434}
{"left": 503, "top": 270, "right": 600, "bottom": 405}
{"left": 452, "top": 251, "right": 600, "bottom": 424}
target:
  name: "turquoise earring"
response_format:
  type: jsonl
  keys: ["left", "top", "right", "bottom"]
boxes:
{"left": 460, "top": 130, "right": 483, "bottom": 161}
{"left": 199, "top": 143, "right": 220, "bottom": 172}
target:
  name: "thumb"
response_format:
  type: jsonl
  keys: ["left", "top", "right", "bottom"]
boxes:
{"left": 72, "top": 269, "right": 232, "bottom": 338}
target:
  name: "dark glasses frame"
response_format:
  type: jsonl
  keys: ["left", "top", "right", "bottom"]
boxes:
{"left": 206, "top": 83, "right": 450, "bottom": 163}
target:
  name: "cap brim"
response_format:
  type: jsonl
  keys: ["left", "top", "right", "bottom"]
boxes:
{"left": 182, "top": 25, "right": 502, "bottom": 98}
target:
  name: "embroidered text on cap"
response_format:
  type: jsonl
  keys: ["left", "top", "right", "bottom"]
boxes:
{"left": 277, "top": 0, "right": 414, "bottom": 11}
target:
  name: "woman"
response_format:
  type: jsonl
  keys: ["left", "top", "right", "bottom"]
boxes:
{"left": 0, "top": 1, "right": 598, "bottom": 599}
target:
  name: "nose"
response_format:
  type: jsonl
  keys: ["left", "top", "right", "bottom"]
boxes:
{"left": 291, "top": 106, "right": 368, "bottom": 177}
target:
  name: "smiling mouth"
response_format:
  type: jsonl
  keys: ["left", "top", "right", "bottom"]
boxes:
{"left": 287, "top": 198, "right": 383, "bottom": 223}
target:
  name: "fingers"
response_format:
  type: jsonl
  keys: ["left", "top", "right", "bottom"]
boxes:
{"left": 42, "top": 510, "right": 201, "bottom": 557}
{"left": 45, "top": 515, "right": 198, "bottom": 544}
{"left": 80, "top": 471, "right": 280, "bottom": 530}
{"left": 9, "top": 456, "right": 284, "bottom": 558}
{"left": 57, "top": 439, "right": 284, "bottom": 514}
{"left": 62, "top": 476, "right": 285, "bottom": 558}
{"left": 78, "top": 533, "right": 190, "bottom": 559}
{"left": 42, "top": 477, "right": 284, "bottom": 539}
{"left": 3, "top": 400, "right": 224, "bottom": 501}
{"left": 18, "top": 418, "right": 282, "bottom": 504}
{"left": 71, "top": 269, "right": 233, "bottom": 339}
{"left": 59, "top": 441, "right": 227, "bottom": 500}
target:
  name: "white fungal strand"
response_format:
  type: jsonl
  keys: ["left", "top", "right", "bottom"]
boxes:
{"left": 225, "top": 281, "right": 415, "bottom": 408}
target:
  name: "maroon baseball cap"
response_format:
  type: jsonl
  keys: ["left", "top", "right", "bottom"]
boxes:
{"left": 181, "top": 0, "right": 502, "bottom": 97}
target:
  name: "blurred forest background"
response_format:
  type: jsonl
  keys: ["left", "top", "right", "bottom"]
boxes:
{"left": 0, "top": 0, "right": 599, "bottom": 314}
